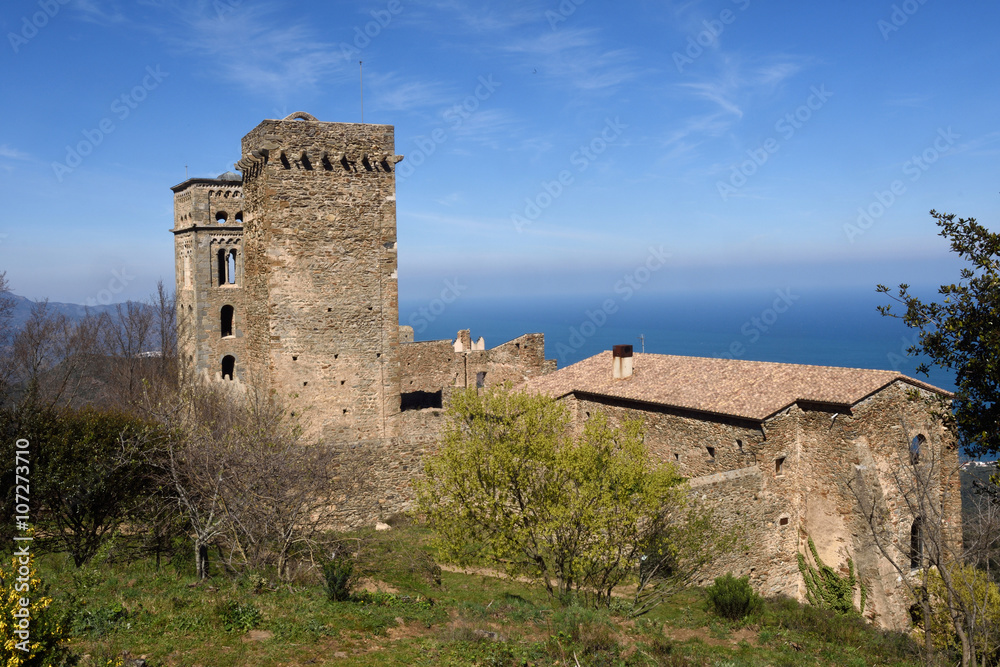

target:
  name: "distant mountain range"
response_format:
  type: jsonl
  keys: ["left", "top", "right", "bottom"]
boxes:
{"left": 8, "top": 294, "right": 125, "bottom": 331}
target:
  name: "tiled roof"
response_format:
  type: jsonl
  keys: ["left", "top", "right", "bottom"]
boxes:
{"left": 523, "top": 352, "right": 949, "bottom": 422}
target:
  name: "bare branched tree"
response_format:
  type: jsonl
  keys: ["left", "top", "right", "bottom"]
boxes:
{"left": 0, "top": 271, "right": 18, "bottom": 401}
{"left": 9, "top": 301, "right": 101, "bottom": 409}
{"left": 98, "top": 281, "right": 178, "bottom": 411}
{"left": 849, "top": 406, "right": 986, "bottom": 667}
{"left": 140, "top": 375, "right": 371, "bottom": 581}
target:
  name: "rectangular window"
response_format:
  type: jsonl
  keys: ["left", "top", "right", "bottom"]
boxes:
{"left": 706, "top": 446, "right": 715, "bottom": 460}
{"left": 400, "top": 390, "right": 443, "bottom": 411}
{"left": 775, "top": 457, "right": 786, "bottom": 476}
{"left": 476, "top": 371, "right": 486, "bottom": 388}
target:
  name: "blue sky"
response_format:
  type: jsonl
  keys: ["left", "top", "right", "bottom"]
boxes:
{"left": 1, "top": 0, "right": 997, "bottom": 307}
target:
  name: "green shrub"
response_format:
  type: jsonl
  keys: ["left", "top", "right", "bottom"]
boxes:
{"left": 705, "top": 573, "right": 763, "bottom": 621}
{"left": 322, "top": 555, "right": 354, "bottom": 602}
{"left": 217, "top": 599, "right": 262, "bottom": 632}
{"left": 71, "top": 601, "right": 130, "bottom": 637}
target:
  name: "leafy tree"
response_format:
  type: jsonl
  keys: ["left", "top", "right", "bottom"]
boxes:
{"left": 0, "top": 405, "right": 162, "bottom": 566}
{"left": 416, "top": 385, "right": 710, "bottom": 610}
{"left": 925, "top": 563, "right": 1000, "bottom": 667}
{"left": 877, "top": 210, "right": 1000, "bottom": 459}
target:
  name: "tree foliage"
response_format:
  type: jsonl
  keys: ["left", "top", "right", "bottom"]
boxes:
{"left": 0, "top": 405, "right": 162, "bottom": 566}
{"left": 416, "top": 385, "right": 713, "bottom": 610}
{"left": 925, "top": 564, "right": 1000, "bottom": 667}
{"left": 878, "top": 210, "right": 1000, "bottom": 458}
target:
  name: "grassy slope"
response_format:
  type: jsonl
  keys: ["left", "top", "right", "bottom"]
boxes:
{"left": 35, "top": 524, "right": 922, "bottom": 667}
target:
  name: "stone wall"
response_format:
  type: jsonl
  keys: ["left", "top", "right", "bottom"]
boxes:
{"left": 556, "top": 380, "right": 960, "bottom": 629}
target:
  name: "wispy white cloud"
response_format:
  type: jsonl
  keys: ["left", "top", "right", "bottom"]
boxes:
{"left": 503, "top": 28, "right": 642, "bottom": 93}
{"left": 0, "top": 145, "right": 30, "bottom": 161}
{"left": 884, "top": 94, "right": 933, "bottom": 108}
{"left": 405, "top": 0, "right": 541, "bottom": 35}
{"left": 678, "top": 81, "right": 744, "bottom": 118}
{"left": 70, "top": 0, "right": 128, "bottom": 25}
{"left": 178, "top": 4, "right": 348, "bottom": 97}
{"left": 676, "top": 58, "right": 804, "bottom": 118}
{"left": 99, "top": 1, "right": 351, "bottom": 99}
{"left": 450, "top": 108, "right": 523, "bottom": 149}
{"left": 369, "top": 74, "right": 455, "bottom": 112}
{"left": 947, "top": 130, "right": 1000, "bottom": 158}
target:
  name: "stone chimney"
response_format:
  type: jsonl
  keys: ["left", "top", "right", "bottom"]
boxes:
{"left": 612, "top": 345, "right": 633, "bottom": 380}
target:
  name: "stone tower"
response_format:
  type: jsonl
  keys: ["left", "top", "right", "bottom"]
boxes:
{"left": 171, "top": 172, "right": 246, "bottom": 382}
{"left": 236, "top": 112, "right": 404, "bottom": 444}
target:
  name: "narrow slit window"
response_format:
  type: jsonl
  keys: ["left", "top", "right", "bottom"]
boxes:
{"left": 910, "top": 518, "right": 922, "bottom": 569}
{"left": 910, "top": 435, "right": 925, "bottom": 465}
{"left": 220, "top": 305, "right": 234, "bottom": 337}
{"left": 775, "top": 456, "right": 786, "bottom": 476}
{"left": 227, "top": 249, "right": 237, "bottom": 285}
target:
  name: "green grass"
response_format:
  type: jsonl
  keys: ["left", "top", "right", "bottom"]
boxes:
{"left": 17, "top": 523, "right": 926, "bottom": 666}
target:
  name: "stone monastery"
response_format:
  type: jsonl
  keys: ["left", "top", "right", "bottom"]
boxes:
{"left": 172, "top": 113, "right": 960, "bottom": 628}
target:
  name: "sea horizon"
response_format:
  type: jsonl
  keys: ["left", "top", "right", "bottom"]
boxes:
{"left": 400, "top": 286, "right": 957, "bottom": 393}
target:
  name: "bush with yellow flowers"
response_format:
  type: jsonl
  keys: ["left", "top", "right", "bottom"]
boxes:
{"left": 0, "top": 554, "right": 73, "bottom": 667}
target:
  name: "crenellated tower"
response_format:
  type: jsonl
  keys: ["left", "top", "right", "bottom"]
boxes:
{"left": 236, "top": 112, "right": 404, "bottom": 444}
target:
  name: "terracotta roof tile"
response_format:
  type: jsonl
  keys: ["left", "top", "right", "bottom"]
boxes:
{"left": 523, "top": 352, "right": 949, "bottom": 422}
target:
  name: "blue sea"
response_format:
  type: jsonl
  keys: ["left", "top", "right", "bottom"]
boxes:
{"left": 399, "top": 286, "right": 957, "bottom": 393}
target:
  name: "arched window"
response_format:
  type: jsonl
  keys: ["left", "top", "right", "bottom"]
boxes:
{"left": 216, "top": 211, "right": 228, "bottom": 225}
{"left": 218, "top": 248, "right": 238, "bottom": 286}
{"left": 235, "top": 211, "right": 244, "bottom": 223}
{"left": 221, "top": 305, "right": 234, "bottom": 337}
{"left": 910, "top": 434, "right": 925, "bottom": 465}
{"left": 217, "top": 249, "right": 227, "bottom": 285}
{"left": 910, "top": 518, "right": 922, "bottom": 569}
{"left": 221, "top": 355, "right": 236, "bottom": 381}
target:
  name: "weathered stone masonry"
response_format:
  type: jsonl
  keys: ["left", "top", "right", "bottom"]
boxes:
{"left": 527, "top": 350, "right": 960, "bottom": 629}
{"left": 171, "top": 114, "right": 959, "bottom": 630}
{"left": 172, "top": 113, "right": 554, "bottom": 521}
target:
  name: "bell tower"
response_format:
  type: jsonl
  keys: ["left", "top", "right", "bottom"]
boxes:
{"left": 171, "top": 172, "right": 245, "bottom": 383}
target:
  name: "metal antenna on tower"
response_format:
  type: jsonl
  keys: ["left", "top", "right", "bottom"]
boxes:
{"left": 360, "top": 60, "right": 364, "bottom": 124}
{"left": 638, "top": 334, "right": 645, "bottom": 353}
